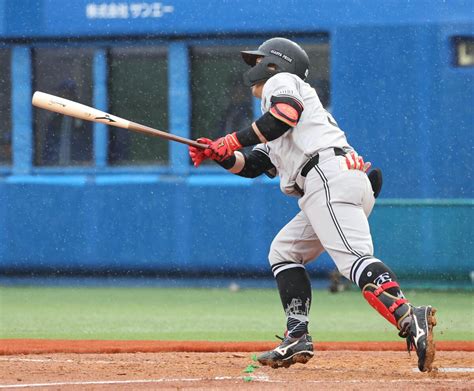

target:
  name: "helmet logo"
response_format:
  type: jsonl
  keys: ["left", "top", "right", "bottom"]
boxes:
{"left": 270, "top": 49, "right": 293, "bottom": 63}
{"left": 304, "top": 69, "right": 309, "bottom": 78}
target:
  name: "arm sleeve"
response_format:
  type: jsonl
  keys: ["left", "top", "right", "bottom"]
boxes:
{"left": 237, "top": 147, "right": 276, "bottom": 178}
{"left": 235, "top": 112, "right": 291, "bottom": 146}
{"left": 234, "top": 73, "right": 304, "bottom": 146}
{"left": 215, "top": 145, "right": 276, "bottom": 178}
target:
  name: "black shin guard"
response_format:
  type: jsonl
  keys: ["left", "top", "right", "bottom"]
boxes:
{"left": 356, "top": 260, "right": 411, "bottom": 328}
{"left": 275, "top": 267, "right": 312, "bottom": 338}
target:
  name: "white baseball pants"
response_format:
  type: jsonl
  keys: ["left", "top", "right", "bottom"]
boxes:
{"left": 269, "top": 150, "right": 378, "bottom": 284}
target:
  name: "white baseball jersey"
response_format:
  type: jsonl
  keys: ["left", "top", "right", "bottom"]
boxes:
{"left": 257, "top": 72, "right": 352, "bottom": 195}
{"left": 261, "top": 73, "right": 378, "bottom": 284}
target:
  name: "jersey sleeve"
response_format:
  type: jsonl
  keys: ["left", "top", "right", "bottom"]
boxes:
{"left": 261, "top": 73, "right": 304, "bottom": 127}
{"left": 261, "top": 73, "right": 304, "bottom": 114}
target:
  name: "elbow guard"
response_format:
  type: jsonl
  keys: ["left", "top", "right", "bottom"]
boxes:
{"left": 233, "top": 96, "right": 303, "bottom": 146}
{"left": 269, "top": 95, "right": 304, "bottom": 127}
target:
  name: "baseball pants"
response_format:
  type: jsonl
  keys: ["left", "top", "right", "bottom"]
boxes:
{"left": 269, "top": 150, "right": 378, "bottom": 284}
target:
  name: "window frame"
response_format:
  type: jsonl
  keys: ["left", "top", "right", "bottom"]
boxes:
{"left": 3, "top": 34, "right": 329, "bottom": 177}
{"left": 0, "top": 45, "right": 13, "bottom": 171}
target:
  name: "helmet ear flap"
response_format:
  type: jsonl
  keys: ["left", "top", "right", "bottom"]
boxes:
{"left": 242, "top": 58, "right": 279, "bottom": 87}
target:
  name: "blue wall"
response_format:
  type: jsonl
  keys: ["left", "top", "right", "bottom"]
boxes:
{"left": 333, "top": 22, "right": 474, "bottom": 198}
{"left": 1, "top": 0, "right": 472, "bottom": 38}
{"left": 1, "top": 177, "right": 472, "bottom": 279}
{"left": 0, "top": 0, "right": 473, "bottom": 279}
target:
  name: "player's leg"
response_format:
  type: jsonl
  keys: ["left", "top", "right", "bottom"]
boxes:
{"left": 258, "top": 211, "right": 323, "bottom": 368}
{"left": 300, "top": 161, "right": 436, "bottom": 372}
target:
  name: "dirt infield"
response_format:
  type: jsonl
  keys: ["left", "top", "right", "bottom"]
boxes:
{"left": 0, "top": 340, "right": 473, "bottom": 390}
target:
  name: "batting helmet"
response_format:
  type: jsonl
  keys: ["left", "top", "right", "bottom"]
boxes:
{"left": 241, "top": 37, "right": 310, "bottom": 86}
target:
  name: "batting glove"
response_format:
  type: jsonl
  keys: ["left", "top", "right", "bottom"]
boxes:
{"left": 189, "top": 137, "right": 213, "bottom": 167}
{"left": 204, "top": 132, "right": 243, "bottom": 162}
{"left": 345, "top": 151, "right": 371, "bottom": 173}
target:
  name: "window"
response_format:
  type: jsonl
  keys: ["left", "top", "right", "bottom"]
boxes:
{"left": 108, "top": 46, "right": 168, "bottom": 165}
{"left": 33, "top": 48, "right": 94, "bottom": 166}
{"left": 0, "top": 48, "right": 12, "bottom": 164}
{"left": 190, "top": 46, "right": 254, "bottom": 141}
{"left": 189, "top": 41, "right": 330, "bottom": 150}
{"left": 303, "top": 43, "right": 331, "bottom": 109}
{"left": 454, "top": 37, "right": 474, "bottom": 67}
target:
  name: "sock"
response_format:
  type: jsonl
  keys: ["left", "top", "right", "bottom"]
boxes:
{"left": 275, "top": 267, "right": 312, "bottom": 338}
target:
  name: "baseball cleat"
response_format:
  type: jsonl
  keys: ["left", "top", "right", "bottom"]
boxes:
{"left": 257, "top": 334, "right": 314, "bottom": 369}
{"left": 399, "top": 305, "right": 437, "bottom": 372}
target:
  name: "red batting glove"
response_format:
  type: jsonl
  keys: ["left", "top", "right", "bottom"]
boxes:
{"left": 189, "top": 137, "right": 213, "bottom": 167}
{"left": 345, "top": 151, "right": 371, "bottom": 173}
{"left": 204, "top": 132, "right": 242, "bottom": 162}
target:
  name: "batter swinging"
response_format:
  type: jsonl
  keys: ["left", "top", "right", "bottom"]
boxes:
{"left": 189, "top": 37, "right": 436, "bottom": 372}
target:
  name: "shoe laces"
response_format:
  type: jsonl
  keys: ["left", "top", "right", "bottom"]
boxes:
{"left": 398, "top": 322, "right": 414, "bottom": 355}
{"left": 398, "top": 323, "right": 410, "bottom": 338}
{"left": 275, "top": 329, "right": 290, "bottom": 341}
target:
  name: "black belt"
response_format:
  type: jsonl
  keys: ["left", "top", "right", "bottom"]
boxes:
{"left": 300, "top": 148, "right": 346, "bottom": 177}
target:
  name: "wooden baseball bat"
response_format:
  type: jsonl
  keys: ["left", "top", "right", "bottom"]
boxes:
{"left": 31, "top": 91, "right": 209, "bottom": 149}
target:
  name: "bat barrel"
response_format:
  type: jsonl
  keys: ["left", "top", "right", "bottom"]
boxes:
{"left": 32, "top": 91, "right": 130, "bottom": 129}
{"left": 32, "top": 91, "right": 209, "bottom": 149}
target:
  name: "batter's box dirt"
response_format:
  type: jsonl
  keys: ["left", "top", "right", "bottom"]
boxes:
{"left": 0, "top": 351, "right": 473, "bottom": 390}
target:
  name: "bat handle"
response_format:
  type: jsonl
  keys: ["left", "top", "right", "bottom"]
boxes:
{"left": 193, "top": 141, "right": 210, "bottom": 149}
{"left": 128, "top": 121, "right": 209, "bottom": 149}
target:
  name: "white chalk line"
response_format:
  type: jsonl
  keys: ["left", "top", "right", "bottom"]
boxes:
{"left": 411, "top": 367, "right": 474, "bottom": 373}
{"left": 0, "top": 376, "right": 472, "bottom": 389}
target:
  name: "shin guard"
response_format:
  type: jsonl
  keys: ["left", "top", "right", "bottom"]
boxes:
{"left": 354, "top": 259, "right": 411, "bottom": 329}
{"left": 363, "top": 281, "right": 410, "bottom": 328}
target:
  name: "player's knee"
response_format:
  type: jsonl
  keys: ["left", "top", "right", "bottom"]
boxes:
{"left": 268, "top": 239, "right": 302, "bottom": 277}
{"left": 349, "top": 256, "right": 395, "bottom": 288}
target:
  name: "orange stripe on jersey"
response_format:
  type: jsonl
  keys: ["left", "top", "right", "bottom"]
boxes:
{"left": 270, "top": 103, "right": 300, "bottom": 127}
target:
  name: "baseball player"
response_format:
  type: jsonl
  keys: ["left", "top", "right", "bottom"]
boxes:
{"left": 189, "top": 38, "right": 436, "bottom": 372}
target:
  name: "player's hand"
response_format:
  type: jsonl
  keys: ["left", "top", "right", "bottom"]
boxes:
{"left": 189, "top": 137, "right": 213, "bottom": 167}
{"left": 345, "top": 151, "right": 371, "bottom": 173}
{"left": 204, "top": 132, "right": 242, "bottom": 162}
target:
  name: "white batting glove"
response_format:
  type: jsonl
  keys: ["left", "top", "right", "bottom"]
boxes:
{"left": 345, "top": 151, "right": 371, "bottom": 173}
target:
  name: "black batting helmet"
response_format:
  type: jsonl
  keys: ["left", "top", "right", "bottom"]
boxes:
{"left": 241, "top": 37, "right": 310, "bottom": 86}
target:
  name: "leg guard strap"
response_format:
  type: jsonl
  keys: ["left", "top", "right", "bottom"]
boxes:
{"left": 373, "top": 281, "right": 399, "bottom": 296}
{"left": 363, "top": 282, "right": 409, "bottom": 328}
{"left": 389, "top": 298, "right": 409, "bottom": 313}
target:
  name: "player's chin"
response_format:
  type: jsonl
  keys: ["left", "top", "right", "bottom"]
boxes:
{"left": 251, "top": 83, "right": 264, "bottom": 98}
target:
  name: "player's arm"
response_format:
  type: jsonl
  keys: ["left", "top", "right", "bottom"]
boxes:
{"left": 235, "top": 96, "right": 303, "bottom": 145}
{"left": 203, "top": 95, "right": 303, "bottom": 162}
{"left": 216, "top": 147, "right": 276, "bottom": 178}
{"left": 189, "top": 140, "right": 276, "bottom": 178}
